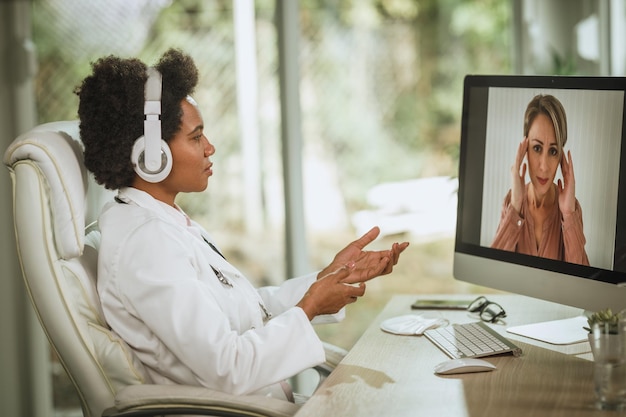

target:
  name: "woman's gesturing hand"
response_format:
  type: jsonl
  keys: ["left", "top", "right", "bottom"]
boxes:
{"left": 510, "top": 137, "right": 528, "bottom": 213}
{"left": 318, "top": 226, "right": 409, "bottom": 285}
{"left": 298, "top": 227, "right": 408, "bottom": 321}
{"left": 297, "top": 264, "right": 364, "bottom": 321}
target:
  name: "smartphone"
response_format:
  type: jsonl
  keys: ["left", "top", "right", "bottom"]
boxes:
{"left": 410, "top": 299, "right": 470, "bottom": 310}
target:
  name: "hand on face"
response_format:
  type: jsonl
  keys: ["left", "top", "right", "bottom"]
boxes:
{"left": 318, "top": 226, "right": 409, "bottom": 285}
{"left": 557, "top": 150, "right": 576, "bottom": 216}
{"left": 510, "top": 137, "right": 528, "bottom": 213}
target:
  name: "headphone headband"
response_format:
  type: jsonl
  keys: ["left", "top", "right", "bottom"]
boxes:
{"left": 142, "top": 68, "right": 163, "bottom": 172}
{"left": 130, "top": 67, "right": 172, "bottom": 183}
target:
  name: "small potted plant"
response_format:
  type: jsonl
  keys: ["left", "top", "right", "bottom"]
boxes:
{"left": 585, "top": 309, "right": 621, "bottom": 334}
{"left": 585, "top": 309, "right": 623, "bottom": 359}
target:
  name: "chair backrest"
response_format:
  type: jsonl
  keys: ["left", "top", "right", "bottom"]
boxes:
{"left": 3, "top": 121, "right": 152, "bottom": 417}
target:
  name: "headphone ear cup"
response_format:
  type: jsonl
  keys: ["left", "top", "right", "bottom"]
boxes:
{"left": 131, "top": 136, "right": 173, "bottom": 183}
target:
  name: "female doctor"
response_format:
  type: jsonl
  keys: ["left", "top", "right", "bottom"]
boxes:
{"left": 75, "top": 49, "right": 409, "bottom": 401}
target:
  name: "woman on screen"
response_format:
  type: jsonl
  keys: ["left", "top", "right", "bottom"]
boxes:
{"left": 491, "top": 94, "right": 589, "bottom": 266}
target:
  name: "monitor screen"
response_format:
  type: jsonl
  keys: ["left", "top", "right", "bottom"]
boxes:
{"left": 454, "top": 75, "right": 626, "bottom": 318}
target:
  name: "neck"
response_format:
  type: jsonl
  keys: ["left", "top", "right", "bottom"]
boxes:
{"left": 131, "top": 178, "right": 177, "bottom": 207}
{"left": 529, "top": 183, "right": 554, "bottom": 209}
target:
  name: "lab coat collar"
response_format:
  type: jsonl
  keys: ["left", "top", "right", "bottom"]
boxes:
{"left": 116, "top": 187, "right": 218, "bottom": 249}
{"left": 116, "top": 187, "right": 190, "bottom": 228}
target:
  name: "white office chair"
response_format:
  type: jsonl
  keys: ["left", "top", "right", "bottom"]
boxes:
{"left": 3, "top": 121, "right": 346, "bottom": 417}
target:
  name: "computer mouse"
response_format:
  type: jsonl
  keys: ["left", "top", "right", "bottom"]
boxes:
{"left": 434, "top": 358, "right": 497, "bottom": 375}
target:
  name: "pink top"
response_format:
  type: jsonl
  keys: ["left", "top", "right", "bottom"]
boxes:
{"left": 491, "top": 185, "right": 590, "bottom": 266}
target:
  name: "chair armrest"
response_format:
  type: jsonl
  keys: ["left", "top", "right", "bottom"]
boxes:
{"left": 314, "top": 342, "right": 348, "bottom": 377}
{"left": 103, "top": 384, "right": 300, "bottom": 417}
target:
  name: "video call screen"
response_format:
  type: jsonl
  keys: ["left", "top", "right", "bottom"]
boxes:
{"left": 456, "top": 76, "right": 626, "bottom": 282}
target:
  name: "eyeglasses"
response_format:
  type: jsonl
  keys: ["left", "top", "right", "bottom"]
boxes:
{"left": 467, "top": 296, "right": 506, "bottom": 323}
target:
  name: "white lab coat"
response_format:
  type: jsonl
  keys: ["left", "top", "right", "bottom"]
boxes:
{"left": 97, "top": 187, "right": 343, "bottom": 400}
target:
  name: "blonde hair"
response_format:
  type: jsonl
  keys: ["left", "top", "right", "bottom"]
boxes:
{"left": 523, "top": 94, "right": 567, "bottom": 156}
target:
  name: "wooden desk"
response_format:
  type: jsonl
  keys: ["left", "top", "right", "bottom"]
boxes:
{"left": 296, "top": 294, "right": 615, "bottom": 417}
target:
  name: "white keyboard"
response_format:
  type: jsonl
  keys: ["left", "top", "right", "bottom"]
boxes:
{"left": 424, "top": 321, "right": 523, "bottom": 359}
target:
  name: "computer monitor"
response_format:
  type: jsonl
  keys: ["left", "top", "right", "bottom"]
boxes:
{"left": 454, "top": 75, "right": 626, "bottom": 344}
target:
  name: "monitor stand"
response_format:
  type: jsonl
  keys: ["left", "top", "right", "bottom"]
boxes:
{"left": 506, "top": 315, "right": 589, "bottom": 345}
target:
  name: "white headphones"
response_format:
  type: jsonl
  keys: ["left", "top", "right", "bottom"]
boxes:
{"left": 130, "top": 67, "right": 173, "bottom": 183}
